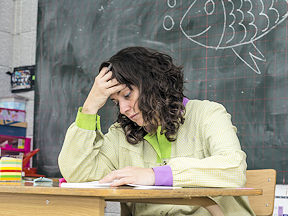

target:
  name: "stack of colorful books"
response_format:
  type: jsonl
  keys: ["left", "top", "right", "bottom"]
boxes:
{"left": 0, "top": 156, "right": 22, "bottom": 181}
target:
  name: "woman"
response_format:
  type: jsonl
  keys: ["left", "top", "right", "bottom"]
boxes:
{"left": 58, "top": 46, "right": 255, "bottom": 215}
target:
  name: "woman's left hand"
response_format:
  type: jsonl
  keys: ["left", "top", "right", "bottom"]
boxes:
{"left": 99, "top": 166, "right": 155, "bottom": 187}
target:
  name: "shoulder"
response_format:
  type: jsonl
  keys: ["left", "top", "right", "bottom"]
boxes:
{"left": 184, "top": 99, "right": 229, "bottom": 125}
{"left": 185, "top": 99, "right": 226, "bottom": 116}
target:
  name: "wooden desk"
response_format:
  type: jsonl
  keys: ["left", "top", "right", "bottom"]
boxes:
{"left": 0, "top": 181, "right": 262, "bottom": 216}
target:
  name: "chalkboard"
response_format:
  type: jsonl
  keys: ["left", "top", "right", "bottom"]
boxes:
{"left": 35, "top": 0, "right": 288, "bottom": 182}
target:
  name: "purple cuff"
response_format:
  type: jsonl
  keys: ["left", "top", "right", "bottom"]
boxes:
{"left": 152, "top": 165, "right": 173, "bottom": 186}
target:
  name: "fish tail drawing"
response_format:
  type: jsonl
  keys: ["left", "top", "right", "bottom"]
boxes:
{"left": 231, "top": 42, "right": 266, "bottom": 74}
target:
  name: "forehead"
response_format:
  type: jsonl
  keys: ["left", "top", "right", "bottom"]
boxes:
{"left": 110, "top": 87, "right": 130, "bottom": 99}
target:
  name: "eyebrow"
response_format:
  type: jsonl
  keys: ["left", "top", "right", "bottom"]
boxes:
{"left": 110, "top": 86, "right": 131, "bottom": 100}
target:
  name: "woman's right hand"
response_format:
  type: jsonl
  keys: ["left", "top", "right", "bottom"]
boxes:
{"left": 82, "top": 66, "right": 125, "bottom": 114}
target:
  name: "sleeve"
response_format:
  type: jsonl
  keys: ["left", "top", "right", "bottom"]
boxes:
{"left": 168, "top": 102, "right": 247, "bottom": 187}
{"left": 58, "top": 107, "right": 120, "bottom": 183}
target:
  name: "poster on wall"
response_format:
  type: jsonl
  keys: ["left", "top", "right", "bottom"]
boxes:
{"left": 6, "top": 65, "right": 35, "bottom": 93}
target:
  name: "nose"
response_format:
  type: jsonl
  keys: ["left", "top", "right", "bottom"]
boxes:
{"left": 119, "top": 100, "right": 131, "bottom": 115}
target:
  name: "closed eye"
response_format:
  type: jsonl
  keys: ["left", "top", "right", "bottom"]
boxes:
{"left": 124, "top": 92, "right": 131, "bottom": 98}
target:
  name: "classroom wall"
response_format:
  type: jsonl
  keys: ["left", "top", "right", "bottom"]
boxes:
{"left": 0, "top": 0, "right": 37, "bottom": 138}
{"left": 0, "top": 1, "right": 120, "bottom": 215}
{"left": 0, "top": 0, "right": 14, "bottom": 98}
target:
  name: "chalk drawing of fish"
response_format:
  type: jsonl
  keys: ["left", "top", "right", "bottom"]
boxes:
{"left": 164, "top": 0, "right": 288, "bottom": 74}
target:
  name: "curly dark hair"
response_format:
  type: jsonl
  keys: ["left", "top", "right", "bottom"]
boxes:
{"left": 99, "top": 47, "right": 185, "bottom": 144}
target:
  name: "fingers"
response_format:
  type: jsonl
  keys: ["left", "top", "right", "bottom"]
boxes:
{"left": 111, "top": 177, "right": 134, "bottom": 187}
{"left": 99, "top": 167, "right": 155, "bottom": 187}
{"left": 107, "top": 83, "right": 126, "bottom": 95}
{"left": 98, "top": 67, "right": 124, "bottom": 91}
{"left": 102, "top": 71, "right": 113, "bottom": 82}
{"left": 98, "top": 67, "right": 114, "bottom": 84}
{"left": 99, "top": 168, "right": 133, "bottom": 184}
{"left": 105, "top": 78, "right": 119, "bottom": 88}
{"left": 104, "top": 169, "right": 130, "bottom": 181}
{"left": 83, "top": 65, "right": 120, "bottom": 113}
{"left": 98, "top": 172, "right": 114, "bottom": 183}
{"left": 98, "top": 66, "right": 111, "bottom": 78}
{"left": 96, "top": 67, "right": 125, "bottom": 91}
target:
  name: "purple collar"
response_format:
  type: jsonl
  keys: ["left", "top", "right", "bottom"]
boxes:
{"left": 183, "top": 97, "right": 189, "bottom": 107}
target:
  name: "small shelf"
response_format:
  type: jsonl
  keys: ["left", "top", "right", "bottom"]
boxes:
{"left": 0, "top": 147, "right": 26, "bottom": 152}
{"left": 0, "top": 135, "right": 31, "bottom": 167}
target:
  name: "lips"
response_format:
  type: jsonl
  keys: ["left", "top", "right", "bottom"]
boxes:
{"left": 129, "top": 113, "right": 138, "bottom": 120}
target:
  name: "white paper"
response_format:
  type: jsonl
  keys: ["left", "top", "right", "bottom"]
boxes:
{"left": 60, "top": 181, "right": 112, "bottom": 188}
{"left": 60, "top": 181, "right": 181, "bottom": 189}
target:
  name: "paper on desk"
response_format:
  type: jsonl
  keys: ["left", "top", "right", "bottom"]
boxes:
{"left": 60, "top": 181, "right": 112, "bottom": 188}
{"left": 60, "top": 181, "right": 181, "bottom": 189}
{"left": 127, "top": 184, "right": 181, "bottom": 189}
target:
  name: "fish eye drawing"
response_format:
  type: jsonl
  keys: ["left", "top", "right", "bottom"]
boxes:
{"left": 163, "top": 0, "right": 288, "bottom": 74}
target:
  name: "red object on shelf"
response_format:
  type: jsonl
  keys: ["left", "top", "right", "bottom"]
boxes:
{"left": 22, "top": 148, "right": 46, "bottom": 178}
{"left": 22, "top": 148, "right": 40, "bottom": 168}
{"left": 22, "top": 167, "right": 45, "bottom": 177}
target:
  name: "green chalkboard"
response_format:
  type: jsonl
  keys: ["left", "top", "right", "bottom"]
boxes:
{"left": 35, "top": 0, "right": 288, "bottom": 183}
